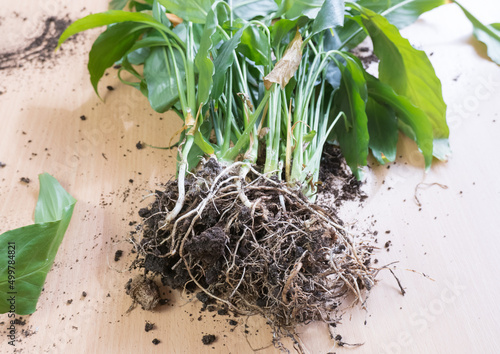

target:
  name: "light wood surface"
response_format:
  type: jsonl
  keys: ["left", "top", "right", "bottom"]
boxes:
{"left": 1, "top": 1, "right": 500, "bottom": 353}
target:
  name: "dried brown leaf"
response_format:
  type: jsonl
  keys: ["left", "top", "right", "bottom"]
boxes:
{"left": 264, "top": 29, "right": 303, "bottom": 90}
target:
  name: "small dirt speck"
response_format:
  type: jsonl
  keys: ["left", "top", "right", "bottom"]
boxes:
{"left": 20, "top": 177, "right": 30, "bottom": 183}
{"left": 114, "top": 250, "right": 123, "bottom": 262}
{"left": 145, "top": 321, "right": 154, "bottom": 332}
{"left": 80, "top": 115, "right": 86, "bottom": 121}
{"left": 136, "top": 141, "right": 144, "bottom": 150}
{"left": 152, "top": 338, "right": 160, "bottom": 345}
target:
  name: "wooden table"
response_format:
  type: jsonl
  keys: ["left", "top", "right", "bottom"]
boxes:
{"left": 1, "top": 0, "right": 499, "bottom": 352}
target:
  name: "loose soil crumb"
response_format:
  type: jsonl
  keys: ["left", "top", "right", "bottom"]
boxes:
{"left": 145, "top": 321, "right": 154, "bottom": 332}
{"left": 152, "top": 338, "right": 160, "bottom": 345}
{"left": 20, "top": 177, "right": 30, "bottom": 184}
{"left": 114, "top": 250, "right": 123, "bottom": 262}
{"left": 202, "top": 334, "right": 216, "bottom": 345}
{"left": 80, "top": 115, "right": 87, "bottom": 121}
{"left": 136, "top": 141, "right": 144, "bottom": 150}
{"left": 0, "top": 162, "right": 6, "bottom": 168}
{"left": 130, "top": 157, "right": 376, "bottom": 349}
{"left": 81, "top": 291, "right": 87, "bottom": 298}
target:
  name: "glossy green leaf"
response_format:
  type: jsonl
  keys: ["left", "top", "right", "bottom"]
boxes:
{"left": 195, "top": 3, "right": 228, "bottom": 106}
{"left": 366, "top": 97, "right": 398, "bottom": 164}
{"left": 271, "top": 18, "right": 298, "bottom": 47}
{"left": 158, "top": 0, "right": 214, "bottom": 24}
{"left": 212, "top": 26, "right": 247, "bottom": 100}
{"left": 109, "top": 0, "right": 129, "bottom": 10}
{"left": 57, "top": 11, "right": 168, "bottom": 48}
{"left": 454, "top": 2, "right": 500, "bottom": 65}
{"left": 144, "top": 46, "right": 185, "bottom": 112}
{"left": 277, "top": 0, "right": 324, "bottom": 20}
{"left": 333, "top": 56, "right": 369, "bottom": 179}
{"left": 311, "top": 0, "right": 344, "bottom": 35}
{"left": 88, "top": 22, "right": 146, "bottom": 97}
{"left": 238, "top": 25, "right": 271, "bottom": 66}
{"left": 233, "top": 0, "right": 278, "bottom": 20}
{"left": 357, "top": 0, "right": 446, "bottom": 29}
{"left": 0, "top": 174, "right": 76, "bottom": 315}
{"left": 153, "top": 0, "right": 172, "bottom": 26}
{"left": 366, "top": 74, "right": 434, "bottom": 168}
{"left": 359, "top": 6, "right": 448, "bottom": 139}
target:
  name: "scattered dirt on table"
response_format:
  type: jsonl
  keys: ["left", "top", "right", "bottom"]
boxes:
{"left": 20, "top": 177, "right": 30, "bottom": 184}
{"left": 0, "top": 15, "right": 79, "bottom": 72}
{"left": 152, "top": 338, "right": 160, "bottom": 345}
{"left": 0, "top": 162, "right": 6, "bottom": 168}
{"left": 136, "top": 141, "right": 144, "bottom": 150}
{"left": 80, "top": 115, "right": 87, "bottom": 121}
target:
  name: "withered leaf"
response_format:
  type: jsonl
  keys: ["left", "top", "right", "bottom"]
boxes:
{"left": 264, "top": 29, "right": 303, "bottom": 90}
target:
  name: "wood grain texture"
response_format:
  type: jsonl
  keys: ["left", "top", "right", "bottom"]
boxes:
{"left": 1, "top": 0, "right": 499, "bottom": 353}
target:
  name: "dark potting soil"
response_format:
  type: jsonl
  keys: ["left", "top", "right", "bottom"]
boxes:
{"left": 0, "top": 16, "right": 76, "bottom": 71}
{"left": 129, "top": 152, "right": 375, "bottom": 341}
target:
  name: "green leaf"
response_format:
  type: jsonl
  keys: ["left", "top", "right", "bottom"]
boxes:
{"left": 0, "top": 174, "right": 76, "bottom": 315}
{"left": 311, "top": 0, "right": 345, "bottom": 35}
{"left": 144, "top": 46, "right": 185, "bottom": 113}
{"left": 366, "top": 97, "right": 398, "bottom": 164}
{"left": 157, "top": 0, "right": 214, "bottom": 24}
{"left": 88, "top": 22, "right": 146, "bottom": 97}
{"left": 238, "top": 25, "right": 271, "bottom": 66}
{"left": 212, "top": 26, "right": 247, "bottom": 100}
{"left": 109, "top": 0, "right": 129, "bottom": 10}
{"left": 153, "top": 0, "right": 172, "bottom": 26}
{"left": 333, "top": 55, "right": 369, "bottom": 179}
{"left": 357, "top": 0, "right": 446, "bottom": 29}
{"left": 359, "top": 6, "right": 449, "bottom": 139}
{"left": 57, "top": 11, "right": 168, "bottom": 49}
{"left": 366, "top": 74, "right": 434, "bottom": 168}
{"left": 271, "top": 18, "right": 298, "bottom": 48}
{"left": 276, "top": 0, "right": 324, "bottom": 20}
{"left": 233, "top": 0, "right": 278, "bottom": 20}
{"left": 195, "top": 3, "right": 228, "bottom": 106}
{"left": 454, "top": 2, "right": 500, "bottom": 65}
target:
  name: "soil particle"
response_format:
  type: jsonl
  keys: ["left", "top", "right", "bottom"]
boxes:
{"left": 14, "top": 318, "right": 26, "bottom": 326}
{"left": 81, "top": 291, "right": 87, "bottom": 298}
{"left": 152, "top": 338, "right": 160, "bottom": 345}
{"left": 80, "top": 115, "right": 87, "bottom": 121}
{"left": 66, "top": 299, "right": 73, "bottom": 305}
{"left": 0, "top": 16, "right": 76, "bottom": 71}
{"left": 114, "top": 250, "right": 123, "bottom": 262}
{"left": 20, "top": 177, "right": 30, "bottom": 184}
{"left": 202, "top": 334, "right": 216, "bottom": 345}
{"left": 125, "top": 276, "right": 161, "bottom": 311}
{"left": 145, "top": 321, "right": 154, "bottom": 332}
{"left": 106, "top": 85, "right": 114, "bottom": 91}
{"left": 136, "top": 141, "right": 144, "bottom": 150}
{"left": 0, "top": 162, "right": 6, "bottom": 168}
{"left": 229, "top": 320, "right": 238, "bottom": 326}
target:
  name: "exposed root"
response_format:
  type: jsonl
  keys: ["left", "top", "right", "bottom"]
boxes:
{"left": 130, "top": 158, "right": 377, "bottom": 348}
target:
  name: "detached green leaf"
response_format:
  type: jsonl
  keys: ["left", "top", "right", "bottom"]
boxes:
{"left": 311, "top": 0, "right": 344, "bottom": 35}
{"left": 88, "top": 22, "right": 146, "bottom": 97}
{"left": 144, "top": 46, "right": 185, "bottom": 112}
{"left": 366, "top": 97, "right": 398, "bottom": 164}
{"left": 233, "top": 0, "right": 278, "bottom": 20}
{"left": 367, "top": 74, "right": 434, "bottom": 168}
{"left": 454, "top": 2, "right": 500, "bottom": 65}
{"left": 359, "top": 7, "right": 449, "bottom": 139}
{"left": 0, "top": 174, "right": 76, "bottom": 315}
{"left": 333, "top": 56, "right": 369, "bottom": 179}
{"left": 158, "top": 0, "right": 214, "bottom": 24}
